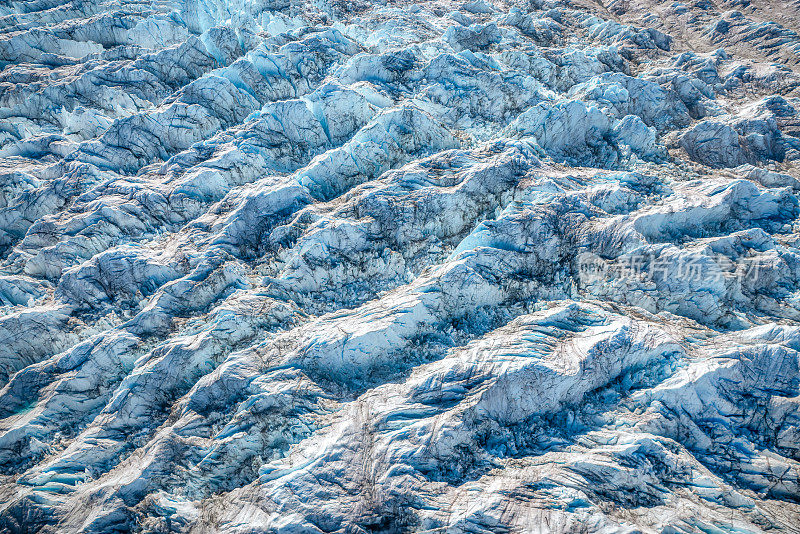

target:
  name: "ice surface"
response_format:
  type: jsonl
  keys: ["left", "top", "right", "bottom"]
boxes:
{"left": 1, "top": 0, "right": 800, "bottom": 532}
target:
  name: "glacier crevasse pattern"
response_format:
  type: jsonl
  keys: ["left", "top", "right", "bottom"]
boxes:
{"left": 1, "top": 0, "right": 800, "bottom": 532}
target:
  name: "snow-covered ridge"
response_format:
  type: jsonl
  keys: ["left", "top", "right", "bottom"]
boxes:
{"left": 0, "top": 0, "right": 799, "bottom": 532}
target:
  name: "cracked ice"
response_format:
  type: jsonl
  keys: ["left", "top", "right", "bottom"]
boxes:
{"left": 1, "top": 0, "right": 800, "bottom": 532}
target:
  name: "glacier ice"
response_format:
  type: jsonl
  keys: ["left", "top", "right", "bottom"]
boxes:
{"left": 0, "top": 0, "right": 800, "bottom": 532}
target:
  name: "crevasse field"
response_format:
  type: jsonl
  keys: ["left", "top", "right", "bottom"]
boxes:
{"left": 0, "top": 0, "right": 799, "bottom": 532}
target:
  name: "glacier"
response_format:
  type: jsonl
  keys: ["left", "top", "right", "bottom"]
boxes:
{"left": 0, "top": 0, "right": 800, "bottom": 532}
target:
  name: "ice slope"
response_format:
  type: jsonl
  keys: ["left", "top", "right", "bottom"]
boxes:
{"left": 0, "top": 0, "right": 799, "bottom": 532}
